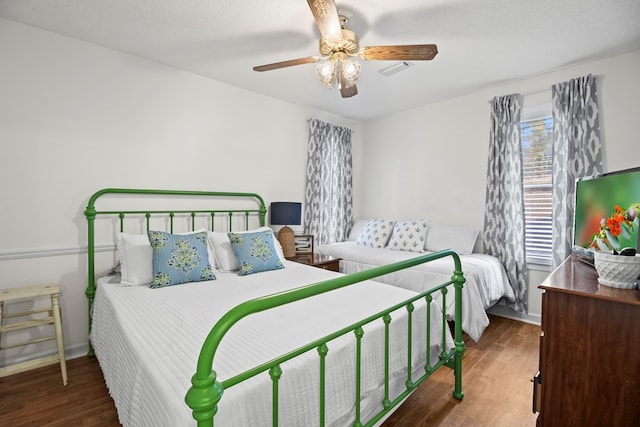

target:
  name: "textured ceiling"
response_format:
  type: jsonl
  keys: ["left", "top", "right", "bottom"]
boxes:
{"left": 1, "top": 0, "right": 639, "bottom": 120}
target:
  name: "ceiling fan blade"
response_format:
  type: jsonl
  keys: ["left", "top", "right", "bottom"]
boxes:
{"left": 253, "top": 56, "right": 319, "bottom": 72}
{"left": 360, "top": 44, "right": 438, "bottom": 61}
{"left": 338, "top": 70, "right": 357, "bottom": 98}
{"left": 307, "top": 0, "right": 343, "bottom": 42}
{"left": 340, "top": 84, "right": 358, "bottom": 98}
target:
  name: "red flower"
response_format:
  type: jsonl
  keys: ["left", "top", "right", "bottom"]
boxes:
{"left": 606, "top": 206, "right": 625, "bottom": 237}
{"left": 589, "top": 203, "right": 640, "bottom": 251}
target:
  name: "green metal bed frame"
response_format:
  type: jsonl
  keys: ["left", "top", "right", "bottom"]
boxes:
{"left": 85, "top": 188, "right": 465, "bottom": 427}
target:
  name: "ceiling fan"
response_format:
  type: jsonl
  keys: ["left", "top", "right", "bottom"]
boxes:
{"left": 253, "top": 0, "right": 438, "bottom": 98}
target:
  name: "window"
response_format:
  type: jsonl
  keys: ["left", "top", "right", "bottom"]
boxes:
{"left": 521, "top": 107, "right": 553, "bottom": 265}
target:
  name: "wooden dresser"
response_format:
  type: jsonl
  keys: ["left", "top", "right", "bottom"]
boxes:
{"left": 534, "top": 255, "right": 640, "bottom": 426}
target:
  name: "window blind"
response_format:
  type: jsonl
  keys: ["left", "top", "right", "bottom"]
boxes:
{"left": 521, "top": 116, "right": 553, "bottom": 265}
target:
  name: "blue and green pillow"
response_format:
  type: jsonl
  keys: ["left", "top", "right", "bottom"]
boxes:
{"left": 147, "top": 230, "right": 215, "bottom": 288}
{"left": 228, "top": 229, "right": 285, "bottom": 276}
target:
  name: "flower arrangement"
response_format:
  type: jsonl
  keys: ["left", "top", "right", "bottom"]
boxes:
{"left": 589, "top": 202, "right": 640, "bottom": 254}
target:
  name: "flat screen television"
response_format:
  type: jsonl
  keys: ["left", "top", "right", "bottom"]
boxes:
{"left": 573, "top": 166, "right": 640, "bottom": 257}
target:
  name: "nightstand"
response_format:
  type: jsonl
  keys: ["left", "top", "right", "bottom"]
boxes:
{"left": 291, "top": 253, "right": 341, "bottom": 272}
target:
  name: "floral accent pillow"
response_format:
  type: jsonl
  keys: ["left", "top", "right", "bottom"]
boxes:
{"left": 387, "top": 220, "right": 430, "bottom": 252}
{"left": 228, "top": 229, "right": 285, "bottom": 276}
{"left": 355, "top": 219, "right": 395, "bottom": 248}
{"left": 208, "top": 227, "right": 286, "bottom": 272}
{"left": 147, "top": 230, "right": 216, "bottom": 288}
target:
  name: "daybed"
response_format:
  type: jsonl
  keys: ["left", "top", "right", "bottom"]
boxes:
{"left": 317, "top": 219, "right": 515, "bottom": 341}
{"left": 84, "top": 189, "right": 466, "bottom": 426}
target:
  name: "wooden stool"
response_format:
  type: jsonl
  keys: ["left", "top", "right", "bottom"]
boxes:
{"left": 0, "top": 284, "right": 68, "bottom": 386}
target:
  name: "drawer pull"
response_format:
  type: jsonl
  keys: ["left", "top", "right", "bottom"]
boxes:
{"left": 532, "top": 371, "right": 542, "bottom": 413}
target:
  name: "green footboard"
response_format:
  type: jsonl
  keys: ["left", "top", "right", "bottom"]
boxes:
{"left": 185, "top": 250, "right": 466, "bottom": 427}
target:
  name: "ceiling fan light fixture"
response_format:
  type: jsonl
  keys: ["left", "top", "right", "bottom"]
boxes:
{"left": 341, "top": 58, "right": 361, "bottom": 84}
{"left": 316, "top": 59, "right": 336, "bottom": 88}
{"left": 252, "top": 1, "right": 437, "bottom": 98}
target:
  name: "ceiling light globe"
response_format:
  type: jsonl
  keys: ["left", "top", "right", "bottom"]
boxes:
{"left": 342, "top": 60, "right": 361, "bottom": 80}
{"left": 316, "top": 61, "right": 334, "bottom": 78}
{"left": 315, "top": 60, "right": 336, "bottom": 88}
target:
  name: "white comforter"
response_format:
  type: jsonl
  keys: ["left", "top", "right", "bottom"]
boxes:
{"left": 316, "top": 242, "right": 515, "bottom": 341}
{"left": 91, "top": 260, "right": 454, "bottom": 426}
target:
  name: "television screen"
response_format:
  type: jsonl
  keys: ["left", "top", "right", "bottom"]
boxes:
{"left": 574, "top": 167, "right": 640, "bottom": 254}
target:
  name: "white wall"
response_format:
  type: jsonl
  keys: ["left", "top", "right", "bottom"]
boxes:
{"left": 359, "top": 49, "right": 640, "bottom": 323}
{"left": 2, "top": 15, "right": 639, "bottom": 365}
{"left": 0, "top": 18, "right": 362, "bottom": 364}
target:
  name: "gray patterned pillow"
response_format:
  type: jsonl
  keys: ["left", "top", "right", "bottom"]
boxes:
{"left": 355, "top": 219, "right": 395, "bottom": 248}
{"left": 387, "top": 220, "right": 430, "bottom": 252}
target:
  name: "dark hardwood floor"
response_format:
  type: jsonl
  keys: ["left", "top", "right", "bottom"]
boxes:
{"left": 0, "top": 315, "right": 540, "bottom": 426}
{"left": 383, "top": 314, "right": 540, "bottom": 426}
{"left": 0, "top": 351, "right": 119, "bottom": 426}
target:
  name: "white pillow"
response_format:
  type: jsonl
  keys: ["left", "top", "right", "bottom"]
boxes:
{"left": 347, "top": 219, "right": 370, "bottom": 241}
{"left": 117, "top": 233, "right": 153, "bottom": 286}
{"left": 424, "top": 225, "right": 479, "bottom": 255}
{"left": 208, "top": 226, "right": 285, "bottom": 272}
{"left": 387, "top": 220, "right": 430, "bottom": 253}
{"left": 117, "top": 230, "right": 216, "bottom": 286}
{"left": 355, "top": 219, "right": 395, "bottom": 248}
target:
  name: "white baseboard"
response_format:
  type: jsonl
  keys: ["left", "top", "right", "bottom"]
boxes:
{"left": 0, "top": 342, "right": 90, "bottom": 370}
{"left": 487, "top": 305, "right": 541, "bottom": 326}
{"left": 66, "top": 343, "right": 91, "bottom": 360}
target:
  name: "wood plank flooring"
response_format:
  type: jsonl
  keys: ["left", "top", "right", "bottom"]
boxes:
{"left": 0, "top": 315, "right": 540, "bottom": 426}
{"left": 383, "top": 314, "right": 540, "bottom": 426}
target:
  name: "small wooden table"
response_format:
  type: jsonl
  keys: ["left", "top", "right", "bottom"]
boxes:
{"left": 289, "top": 253, "right": 341, "bottom": 272}
{"left": 0, "top": 284, "right": 68, "bottom": 385}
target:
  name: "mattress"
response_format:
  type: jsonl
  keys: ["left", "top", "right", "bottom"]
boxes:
{"left": 91, "top": 260, "right": 454, "bottom": 426}
{"left": 316, "top": 242, "right": 515, "bottom": 341}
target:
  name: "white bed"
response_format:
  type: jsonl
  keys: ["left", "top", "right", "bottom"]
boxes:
{"left": 317, "top": 241, "right": 515, "bottom": 341}
{"left": 84, "top": 189, "right": 465, "bottom": 426}
{"left": 91, "top": 260, "right": 454, "bottom": 426}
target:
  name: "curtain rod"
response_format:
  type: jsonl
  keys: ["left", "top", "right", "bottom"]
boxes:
{"left": 488, "top": 73, "right": 601, "bottom": 104}
{"left": 487, "top": 86, "right": 551, "bottom": 104}
{"left": 521, "top": 86, "right": 552, "bottom": 97}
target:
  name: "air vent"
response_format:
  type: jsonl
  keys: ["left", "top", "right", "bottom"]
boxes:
{"left": 378, "top": 61, "right": 414, "bottom": 77}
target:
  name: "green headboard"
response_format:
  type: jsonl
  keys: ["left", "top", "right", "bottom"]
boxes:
{"left": 83, "top": 188, "right": 267, "bottom": 354}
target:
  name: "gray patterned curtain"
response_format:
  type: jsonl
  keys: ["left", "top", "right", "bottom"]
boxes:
{"left": 304, "top": 118, "right": 353, "bottom": 245}
{"left": 483, "top": 94, "right": 528, "bottom": 313}
{"left": 551, "top": 74, "right": 602, "bottom": 268}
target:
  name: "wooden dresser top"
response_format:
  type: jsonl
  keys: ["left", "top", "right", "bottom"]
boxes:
{"left": 539, "top": 254, "right": 640, "bottom": 306}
